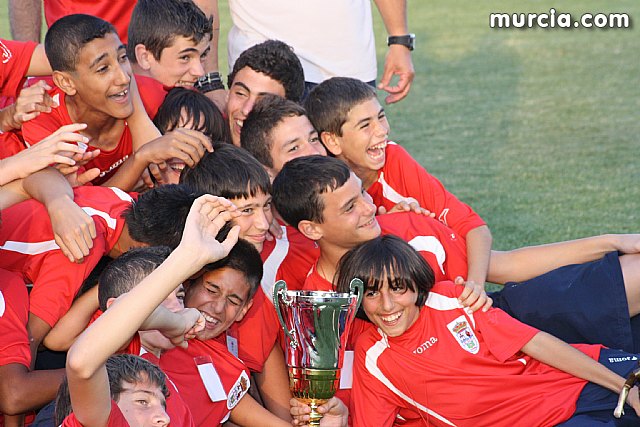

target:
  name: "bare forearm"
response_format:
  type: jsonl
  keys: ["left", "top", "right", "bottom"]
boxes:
{"left": 254, "top": 344, "right": 293, "bottom": 421}
{"left": 9, "top": 0, "right": 42, "bottom": 42}
{"left": 230, "top": 393, "right": 290, "bottom": 427}
{"left": 100, "top": 152, "right": 149, "bottom": 191}
{"left": 465, "top": 225, "right": 492, "bottom": 285}
{"left": 44, "top": 287, "right": 99, "bottom": 351}
{"left": 22, "top": 168, "right": 74, "bottom": 206}
{"left": 128, "top": 76, "right": 161, "bottom": 151}
{"left": 522, "top": 332, "right": 624, "bottom": 394}
{"left": 488, "top": 234, "right": 623, "bottom": 284}
{"left": 0, "top": 365, "right": 64, "bottom": 414}
{"left": 373, "top": 0, "right": 409, "bottom": 35}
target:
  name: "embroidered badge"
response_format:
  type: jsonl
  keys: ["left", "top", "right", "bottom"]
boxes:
{"left": 447, "top": 315, "right": 479, "bottom": 354}
{"left": 227, "top": 371, "right": 250, "bottom": 409}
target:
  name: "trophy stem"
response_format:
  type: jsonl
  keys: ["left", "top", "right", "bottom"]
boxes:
{"left": 289, "top": 367, "right": 340, "bottom": 426}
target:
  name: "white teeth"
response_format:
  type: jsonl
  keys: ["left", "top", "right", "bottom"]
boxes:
{"left": 369, "top": 141, "right": 387, "bottom": 151}
{"left": 170, "top": 163, "right": 185, "bottom": 172}
{"left": 235, "top": 119, "right": 243, "bottom": 128}
{"left": 200, "top": 311, "right": 219, "bottom": 325}
{"left": 381, "top": 312, "right": 401, "bottom": 322}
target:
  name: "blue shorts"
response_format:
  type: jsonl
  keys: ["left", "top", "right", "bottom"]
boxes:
{"left": 490, "top": 252, "right": 638, "bottom": 353}
{"left": 556, "top": 348, "right": 640, "bottom": 426}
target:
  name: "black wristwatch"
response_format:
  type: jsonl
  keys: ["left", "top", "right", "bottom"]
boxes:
{"left": 387, "top": 34, "right": 416, "bottom": 51}
{"left": 195, "top": 71, "right": 225, "bottom": 93}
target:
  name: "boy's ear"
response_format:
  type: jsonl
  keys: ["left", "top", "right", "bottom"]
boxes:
{"left": 234, "top": 299, "right": 253, "bottom": 323}
{"left": 134, "top": 44, "right": 154, "bottom": 71}
{"left": 52, "top": 70, "right": 77, "bottom": 96}
{"left": 105, "top": 297, "right": 117, "bottom": 310}
{"left": 298, "top": 219, "right": 323, "bottom": 241}
{"left": 321, "top": 131, "right": 342, "bottom": 156}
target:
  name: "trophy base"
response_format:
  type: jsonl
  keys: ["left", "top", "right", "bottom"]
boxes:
{"left": 289, "top": 367, "right": 340, "bottom": 426}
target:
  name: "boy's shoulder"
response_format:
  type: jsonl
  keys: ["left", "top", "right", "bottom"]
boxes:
{"left": 135, "top": 74, "right": 170, "bottom": 119}
{"left": 62, "top": 399, "right": 129, "bottom": 426}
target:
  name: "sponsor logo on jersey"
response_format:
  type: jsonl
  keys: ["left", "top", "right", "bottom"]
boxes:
{"left": 447, "top": 315, "right": 479, "bottom": 354}
{"left": 608, "top": 356, "right": 638, "bottom": 363}
{"left": 0, "top": 40, "right": 12, "bottom": 64}
{"left": 413, "top": 336, "right": 438, "bottom": 354}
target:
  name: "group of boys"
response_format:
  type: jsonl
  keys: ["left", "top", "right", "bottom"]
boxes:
{"left": 1, "top": 0, "right": 639, "bottom": 425}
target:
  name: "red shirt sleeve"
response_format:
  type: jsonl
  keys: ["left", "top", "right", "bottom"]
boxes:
{"left": 0, "top": 39, "right": 37, "bottom": 98}
{"left": 0, "top": 270, "right": 31, "bottom": 368}
{"left": 136, "top": 75, "right": 170, "bottom": 120}
{"left": 371, "top": 143, "right": 486, "bottom": 238}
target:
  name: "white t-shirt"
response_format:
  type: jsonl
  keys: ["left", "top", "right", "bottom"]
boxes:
{"left": 227, "top": 0, "right": 377, "bottom": 84}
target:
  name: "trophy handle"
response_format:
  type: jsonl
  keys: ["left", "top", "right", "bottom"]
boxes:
{"left": 349, "top": 278, "right": 364, "bottom": 310}
{"left": 272, "top": 280, "right": 298, "bottom": 348}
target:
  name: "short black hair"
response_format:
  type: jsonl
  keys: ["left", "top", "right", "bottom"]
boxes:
{"left": 335, "top": 235, "right": 434, "bottom": 321}
{"left": 55, "top": 354, "right": 169, "bottom": 424}
{"left": 241, "top": 94, "right": 307, "bottom": 168}
{"left": 180, "top": 142, "right": 271, "bottom": 199}
{"left": 127, "top": 0, "right": 213, "bottom": 64}
{"left": 228, "top": 40, "right": 304, "bottom": 103}
{"left": 272, "top": 155, "right": 350, "bottom": 228}
{"left": 154, "top": 87, "right": 231, "bottom": 143}
{"left": 304, "top": 77, "right": 377, "bottom": 137}
{"left": 45, "top": 14, "right": 117, "bottom": 72}
{"left": 200, "top": 239, "right": 263, "bottom": 300}
{"left": 98, "top": 246, "right": 172, "bottom": 311}
{"left": 124, "top": 185, "right": 199, "bottom": 249}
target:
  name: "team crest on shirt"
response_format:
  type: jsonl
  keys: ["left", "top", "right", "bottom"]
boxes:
{"left": 447, "top": 315, "right": 479, "bottom": 354}
{"left": 227, "top": 371, "right": 250, "bottom": 409}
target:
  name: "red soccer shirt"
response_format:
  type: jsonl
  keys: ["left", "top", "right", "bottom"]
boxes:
{"left": 368, "top": 142, "right": 486, "bottom": 239}
{"left": 0, "top": 186, "right": 133, "bottom": 327}
{"left": 21, "top": 87, "right": 133, "bottom": 185}
{"left": 159, "top": 338, "right": 250, "bottom": 426}
{"left": 140, "top": 351, "right": 195, "bottom": 427}
{"left": 136, "top": 74, "right": 170, "bottom": 120}
{"left": 351, "top": 281, "right": 602, "bottom": 427}
{"left": 227, "top": 224, "right": 319, "bottom": 372}
{"left": 44, "top": 0, "right": 135, "bottom": 44}
{"left": 0, "top": 39, "right": 37, "bottom": 98}
{"left": 62, "top": 400, "right": 130, "bottom": 427}
{"left": 0, "top": 269, "right": 31, "bottom": 368}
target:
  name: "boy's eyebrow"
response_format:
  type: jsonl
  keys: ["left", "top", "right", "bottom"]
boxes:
{"left": 89, "top": 53, "right": 108, "bottom": 69}
{"left": 231, "top": 81, "right": 250, "bottom": 92}
{"left": 177, "top": 46, "right": 200, "bottom": 55}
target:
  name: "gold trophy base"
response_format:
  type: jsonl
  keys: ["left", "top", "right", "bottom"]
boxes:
{"left": 289, "top": 367, "right": 340, "bottom": 426}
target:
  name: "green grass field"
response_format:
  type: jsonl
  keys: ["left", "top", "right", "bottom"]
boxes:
{"left": 1, "top": 1, "right": 638, "bottom": 252}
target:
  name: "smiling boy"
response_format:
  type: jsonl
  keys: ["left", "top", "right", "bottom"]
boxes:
{"left": 225, "top": 40, "right": 304, "bottom": 146}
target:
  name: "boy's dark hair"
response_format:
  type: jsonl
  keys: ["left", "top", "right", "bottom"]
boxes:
{"left": 180, "top": 142, "right": 271, "bottom": 199}
{"left": 199, "top": 239, "right": 263, "bottom": 300}
{"left": 127, "top": 0, "right": 213, "bottom": 64}
{"left": 124, "top": 185, "right": 199, "bottom": 249}
{"left": 241, "top": 94, "right": 307, "bottom": 168}
{"left": 45, "top": 14, "right": 116, "bottom": 72}
{"left": 228, "top": 40, "right": 305, "bottom": 103}
{"left": 98, "top": 246, "right": 172, "bottom": 311}
{"left": 154, "top": 87, "right": 231, "bottom": 143}
{"left": 335, "top": 235, "right": 434, "bottom": 321}
{"left": 304, "top": 77, "right": 377, "bottom": 137}
{"left": 272, "top": 155, "right": 350, "bottom": 228}
{"left": 55, "top": 354, "right": 169, "bottom": 424}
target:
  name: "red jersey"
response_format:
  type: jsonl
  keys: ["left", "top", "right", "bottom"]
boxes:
{"left": 368, "top": 142, "right": 486, "bottom": 239}
{"left": 227, "top": 224, "right": 318, "bottom": 372}
{"left": 0, "top": 186, "right": 133, "bottom": 327}
{"left": 0, "top": 39, "right": 37, "bottom": 98}
{"left": 159, "top": 338, "right": 250, "bottom": 426}
{"left": 351, "top": 281, "right": 601, "bottom": 427}
{"left": 0, "top": 269, "right": 31, "bottom": 368}
{"left": 379, "top": 212, "right": 469, "bottom": 283}
{"left": 140, "top": 351, "right": 195, "bottom": 427}
{"left": 44, "top": 0, "right": 135, "bottom": 44}
{"left": 136, "top": 74, "right": 170, "bottom": 120}
{"left": 62, "top": 400, "right": 129, "bottom": 427}
{"left": 21, "top": 87, "right": 133, "bottom": 185}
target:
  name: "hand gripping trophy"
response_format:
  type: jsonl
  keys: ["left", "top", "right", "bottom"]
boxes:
{"left": 273, "top": 279, "right": 363, "bottom": 426}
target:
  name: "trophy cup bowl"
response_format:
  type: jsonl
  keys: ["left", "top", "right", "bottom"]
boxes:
{"left": 273, "top": 279, "right": 363, "bottom": 426}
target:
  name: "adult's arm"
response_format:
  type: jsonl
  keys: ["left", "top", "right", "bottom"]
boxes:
{"left": 8, "top": 0, "right": 42, "bottom": 42}
{"left": 457, "top": 225, "right": 493, "bottom": 312}
{"left": 193, "top": 0, "right": 227, "bottom": 110}
{"left": 373, "top": 0, "right": 415, "bottom": 104}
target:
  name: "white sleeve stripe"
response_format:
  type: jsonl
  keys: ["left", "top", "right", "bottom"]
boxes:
{"left": 425, "top": 292, "right": 475, "bottom": 328}
{"left": 109, "top": 187, "right": 134, "bottom": 202}
{"left": 365, "top": 338, "right": 457, "bottom": 426}
{"left": 261, "top": 226, "right": 289, "bottom": 303}
{"left": 378, "top": 171, "right": 419, "bottom": 206}
{"left": 81, "top": 207, "right": 117, "bottom": 230}
{"left": 408, "top": 236, "right": 446, "bottom": 274}
{"left": 0, "top": 240, "right": 59, "bottom": 255}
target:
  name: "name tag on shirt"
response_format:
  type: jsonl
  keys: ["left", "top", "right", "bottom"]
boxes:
{"left": 226, "top": 333, "right": 239, "bottom": 358}
{"left": 194, "top": 355, "right": 226, "bottom": 402}
{"left": 339, "top": 350, "right": 354, "bottom": 389}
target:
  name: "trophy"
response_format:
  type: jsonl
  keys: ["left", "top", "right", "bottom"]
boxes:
{"left": 273, "top": 279, "right": 363, "bottom": 426}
